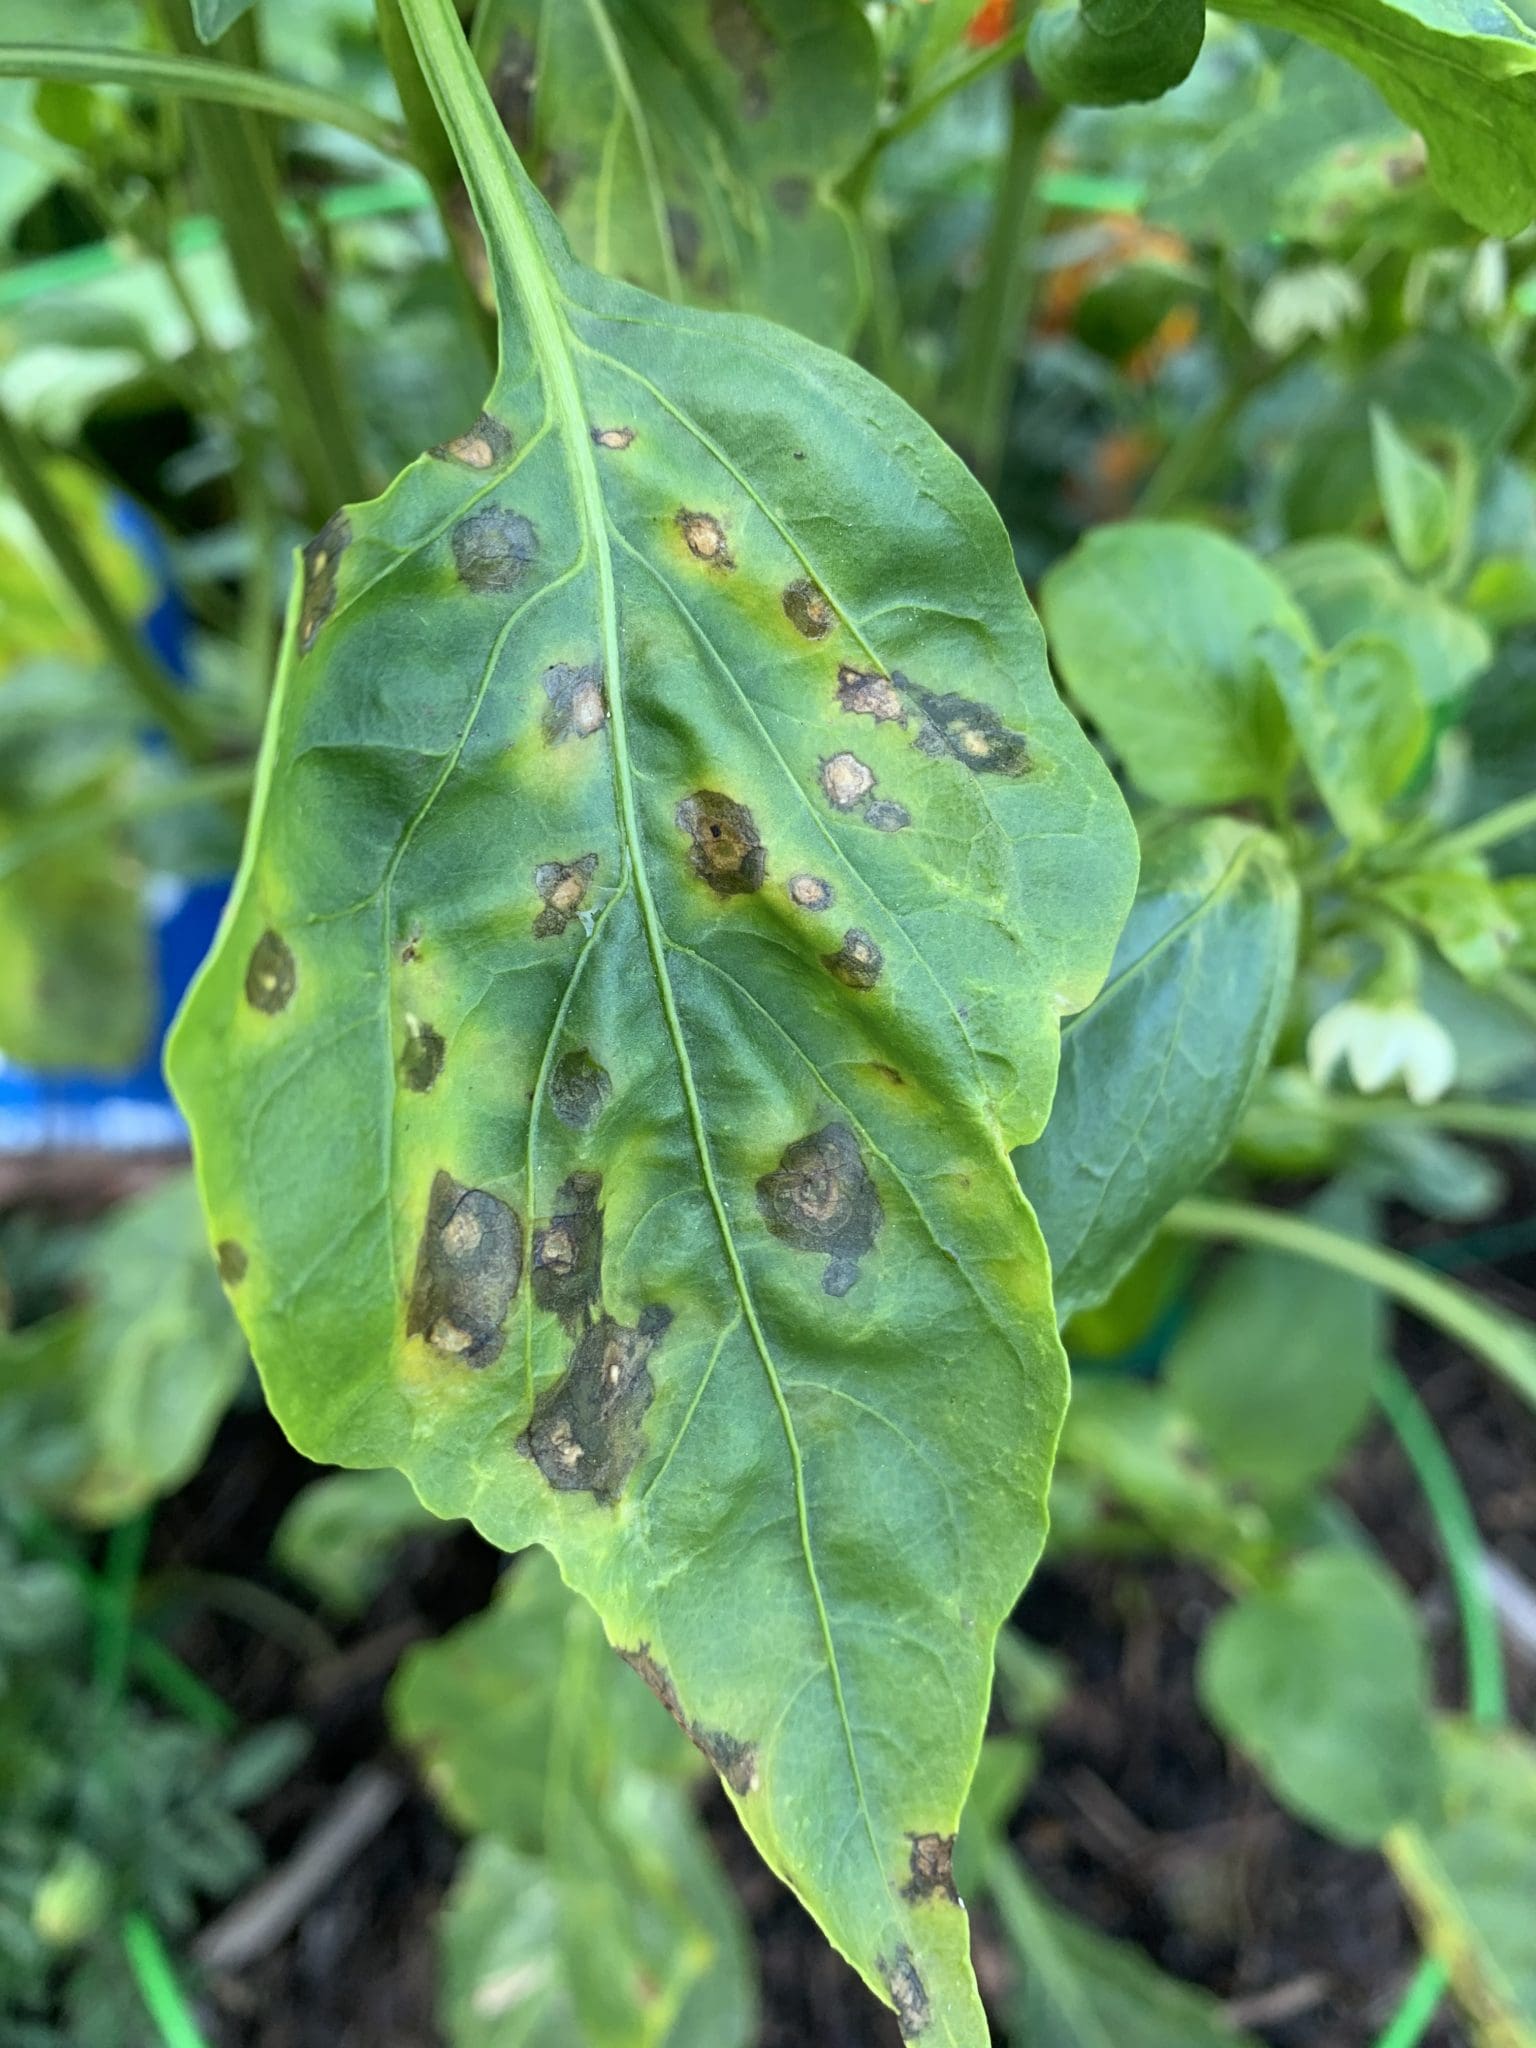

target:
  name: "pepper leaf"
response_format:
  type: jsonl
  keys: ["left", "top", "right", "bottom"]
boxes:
{"left": 167, "top": 3, "right": 1136, "bottom": 2037}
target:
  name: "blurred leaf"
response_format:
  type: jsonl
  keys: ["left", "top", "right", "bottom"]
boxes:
{"left": 391, "top": 1550, "right": 699, "bottom": 1853}
{"left": 192, "top": 0, "right": 259, "bottom": 39}
{"left": 1166, "top": 1184, "right": 1381, "bottom": 1497}
{"left": 951, "top": 1736, "right": 1036, "bottom": 1901}
{"left": 272, "top": 1468, "right": 453, "bottom": 1617}
{"left": 1040, "top": 521, "right": 1304, "bottom": 805}
{"left": 1376, "top": 864, "right": 1521, "bottom": 983}
{"left": 1278, "top": 537, "right": 1491, "bottom": 714}
{"left": 1502, "top": 877, "right": 1536, "bottom": 973}
{"left": 1158, "top": 45, "right": 1459, "bottom": 251}
{"left": 1199, "top": 1547, "right": 1439, "bottom": 1847}
{"left": 472, "top": 0, "right": 878, "bottom": 346}
{"left": 399, "top": 1552, "right": 755, "bottom": 2048}
{"left": 1017, "top": 818, "right": 1298, "bottom": 1321}
{"left": 1261, "top": 625, "right": 1428, "bottom": 845}
{"left": 0, "top": 458, "right": 154, "bottom": 674}
{"left": 1371, "top": 406, "right": 1454, "bottom": 575}
{"left": 1222, "top": 0, "right": 1536, "bottom": 236}
{"left": 991, "top": 1852, "right": 1260, "bottom": 2046}
{"left": 1389, "top": 1720, "right": 1536, "bottom": 2048}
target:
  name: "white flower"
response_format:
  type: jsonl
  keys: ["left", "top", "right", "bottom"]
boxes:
{"left": 1252, "top": 264, "right": 1367, "bottom": 355}
{"left": 1307, "top": 998, "right": 1457, "bottom": 1106}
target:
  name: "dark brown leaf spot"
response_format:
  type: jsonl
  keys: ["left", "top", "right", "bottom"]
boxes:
{"left": 667, "top": 205, "right": 702, "bottom": 273}
{"left": 865, "top": 799, "right": 912, "bottom": 832}
{"left": 772, "top": 174, "right": 811, "bottom": 219}
{"left": 837, "top": 664, "right": 906, "bottom": 725}
{"left": 882, "top": 1947, "right": 932, "bottom": 2039}
{"left": 618, "top": 1645, "right": 760, "bottom": 1793}
{"left": 245, "top": 930, "right": 296, "bottom": 1014}
{"left": 783, "top": 578, "right": 834, "bottom": 639}
{"left": 432, "top": 413, "right": 512, "bottom": 469}
{"left": 542, "top": 661, "right": 606, "bottom": 743}
{"left": 756, "top": 1124, "right": 882, "bottom": 1297}
{"left": 787, "top": 873, "right": 834, "bottom": 913}
{"left": 676, "top": 509, "right": 734, "bottom": 569}
{"left": 710, "top": 0, "right": 773, "bottom": 116}
{"left": 820, "top": 752, "right": 875, "bottom": 812}
{"left": 452, "top": 507, "right": 538, "bottom": 592}
{"left": 590, "top": 425, "right": 635, "bottom": 451}
{"left": 518, "top": 1306, "right": 673, "bottom": 1502}
{"left": 406, "top": 1170, "right": 522, "bottom": 1369}
{"left": 910, "top": 682, "right": 1029, "bottom": 776}
{"left": 533, "top": 854, "right": 598, "bottom": 938}
{"left": 531, "top": 1170, "right": 603, "bottom": 1331}
{"left": 675, "top": 791, "right": 765, "bottom": 896}
{"left": 823, "top": 928, "right": 883, "bottom": 991}
{"left": 400, "top": 1016, "right": 445, "bottom": 1093}
{"left": 298, "top": 511, "right": 348, "bottom": 654}
{"left": 215, "top": 1239, "right": 247, "bottom": 1286}
{"left": 903, "top": 1833, "right": 958, "bottom": 1905}
{"left": 550, "top": 1049, "right": 611, "bottom": 1129}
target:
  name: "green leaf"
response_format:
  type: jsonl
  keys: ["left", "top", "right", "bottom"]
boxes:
{"left": 989, "top": 1851, "right": 1260, "bottom": 2048}
{"left": 1389, "top": 1720, "right": 1536, "bottom": 2048}
{"left": 1220, "top": 0, "right": 1536, "bottom": 235}
{"left": 1198, "top": 1547, "right": 1440, "bottom": 1847}
{"left": 191, "top": 0, "right": 258, "bottom": 40}
{"left": 1370, "top": 406, "right": 1455, "bottom": 575}
{"left": 169, "top": 5, "right": 1137, "bottom": 2034}
{"left": 398, "top": 1552, "right": 756, "bottom": 2048}
{"left": 1016, "top": 818, "right": 1297, "bottom": 1321}
{"left": 1166, "top": 1184, "right": 1381, "bottom": 1497}
{"left": 1277, "top": 537, "right": 1491, "bottom": 714}
{"left": 17, "top": 1173, "right": 249, "bottom": 1526}
{"left": 471, "top": 0, "right": 878, "bottom": 348}
{"left": 272, "top": 1468, "right": 452, "bottom": 1617}
{"left": 1039, "top": 522, "right": 1303, "bottom": 807}
{"left": 1260, "top": 625, "right": 1428, "bottom": 846}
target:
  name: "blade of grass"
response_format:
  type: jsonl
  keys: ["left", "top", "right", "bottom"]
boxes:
{"left": 122, "top": 1913, "right": 213, "bottom": 2048}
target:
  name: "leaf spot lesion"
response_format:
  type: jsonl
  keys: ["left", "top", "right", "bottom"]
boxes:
{"left": 244, "top": 930, "right": 296, "bottom": 1014}
{"left": 823, "top": 928, "right": 883, "bottom": 991}
{"left": 517, "top": 1306, "right": 673, "bottom": 1502}
{"left": 298, "top": 512, "right": 349, "bottom": 654}
{"left": 399, "top": 1015, "right": 445, "bottom": 1093}
{"left": 837, "top": 664, "right": 906, "bottom": 725}
{"left": 431, "top": 412, "right": 513, "bottom": 469}
{"left": 902, "top": 1832, "right": 959, "bottom": 1905}
{"left": 533, "top": 854, "right": 599, "bottom": 937}
{"left": 406, "top": 1170, "right": 522, "bottom": 1368}
{"left": 590, "top": 424, "right": 635, "bottom": 450}
{"left": 880, "top": 1946, "right": 932, "bottom": 2039}
{"left": 530, "top": 1170, "right": 603, "bottom": 1331}
{"left": 675, "top": 791, "right": 766, "bottom": 896}
{"left": 549, "top": 1048, "right": 611, "bottom": 1128}
{"left": 541, "top": 661, "right": 606, "bottom": 743}
{"left": 676, "top": 508, "right": 735, "bottom": 569}
{"left": 617, "top": 1644, "right": 761, "bottom": 1794}
{"left": 910, "top": 684, "right": 1030, "bottom": 777}
{"left": 451, "top": 506, "right": 539, "bottom": 592}
{"left": 783, "top": 577, "right": 834, "bottom": 639}
{"left": 787, "top": 873, "right": 834, "bottom": 913}
{"left": 756, "top": 1124, "right": 883, "bottom": 1297}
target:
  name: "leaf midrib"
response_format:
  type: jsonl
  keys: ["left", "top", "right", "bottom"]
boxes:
{"left": 417, "top": 0, "right": 889, "bottom": 1927}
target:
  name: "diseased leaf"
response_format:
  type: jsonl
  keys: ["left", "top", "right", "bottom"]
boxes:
{"left": 398, "top": 1552, "right": 756, "bottom": 2048}
{"left": 1016, "top": 818, "right": 1298, "bottom": 1322}
{"left": 1039, "top": 522, "right": 1303, "bottom": 807}
{"left": 1389, "top": 1720, "right": 1536, "bottom": 2048}
{"left": 1166, "top": 1184, "right": 1381, "bottom": 1498}
{"left": 1221, "top": 0, "right": 1536, "bottom": 236}
{"left": 472, "top": 0, "right": 878, "bottom": 347}
{"left": 168, "top": 7, "right": 1139, "bottom": 2036}
{"left": 1199, "top": 1547, "right": 1440, "bottom": 1847}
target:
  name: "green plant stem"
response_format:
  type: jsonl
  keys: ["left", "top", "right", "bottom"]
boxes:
{"left": 146, "top": 3, "right": 368, "bottom": 527}
{"left": 1371, "top": 1958, "right": 1450, "bottom": 2048}
{"left": 373, "top": 0, "right": 497, "bottom": 369}
{"left": 0, "top": 42, "right": 404, "bottom": 154}
{"left": 122, "top": 1913, "right": 213, "bottom": 2048}
{"left": 954, "top": 62, "right": 1054, "bottom": 482}
{"left": 0, "top": 408, "right": 211, "bottom": 760}
{"left": 1313, "top": 1092, "right": 1536, "bottom": 1147}
{"left": 0, "top": 764, "right": 254, "bottom": 883}
{"left": 874, "top": 21, "right": 1034, "bottom": 160}
{"left": 94, "top": 1512, "right": 152, "bottom": 1705}
{"left": 1374, "top": 1364, "right": 1507, "bottom": 1723}
{"left": 1164, "top": 1197, "right": 1536, "bottom": 1409}
{"left": 1428, "top": 789, "right": 1536, "bottom": 864}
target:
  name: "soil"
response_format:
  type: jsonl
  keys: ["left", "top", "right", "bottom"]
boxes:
{"left": 18, "top": 1169, "right": 1536, "bottom": 2047}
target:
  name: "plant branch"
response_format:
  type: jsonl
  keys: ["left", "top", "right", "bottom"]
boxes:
{"left": 1427, "top": 789, "right": 1536, "bottom": 864}
{"left": 0, "top": 43, "right": 403, "bottom": 155}
{"left": 1312, "top": 1092, "right": 1536, "bottom": 1147}
{"left": 121, "top": 1914, "right": 213, "bottom": 2048}
{"left": 0, "top": 408, "right": 211, "bottom": 760}
{"left": 1165, "top": 1197, "right": 1536, "bottom": 1410}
